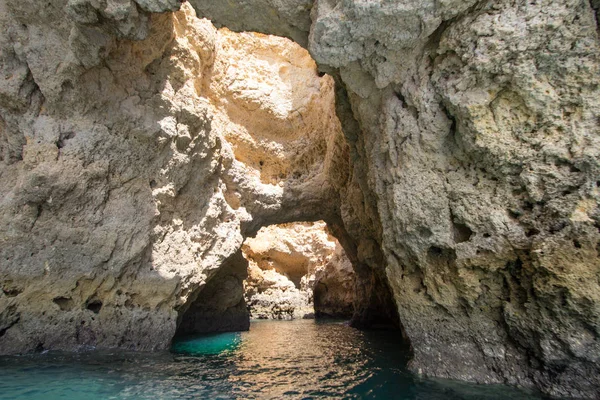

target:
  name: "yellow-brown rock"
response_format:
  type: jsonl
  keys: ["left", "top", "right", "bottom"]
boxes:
{"left": 242, "top": 221, "right": 354, "bottom": 320}
{"left": 2, "top": 0, "right": 600, "bottom": 398}
{"left": 0, "top": 3, "right": 348, "bottom": 354}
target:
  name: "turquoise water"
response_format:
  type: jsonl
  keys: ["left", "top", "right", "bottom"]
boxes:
{"left": 171, "top": 331, "right": 242, "bottom": 355}
{"left": 0, "top": 320, "right": 544, "bottom": 399}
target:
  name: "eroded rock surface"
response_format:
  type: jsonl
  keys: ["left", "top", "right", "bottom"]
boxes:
{"left": 1, "top": 0, "right": 599, "bottom": 398}
{"left": 194, "top": 0, "right": 600, "bottom": 398}
{"left": 176, "top": 249, "right": 250, "bottom": 335}
{"left": 242, "top": 221, "right": 355, "bottom": 320}
{"left": 0, "top": 2, "right": 349, "bottom": 354}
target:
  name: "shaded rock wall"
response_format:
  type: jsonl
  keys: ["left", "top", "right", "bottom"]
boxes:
{"left": 176, "top": 250, "right": 249, "bottom": 335}
{"left": 192, "top": 0, "right": 600, "bottom": 398}
{"left": 313, "top": 242, "right": 355, "bottom": 318}
{"left": 242, "top": 221, "right": 355, "bottom": 319}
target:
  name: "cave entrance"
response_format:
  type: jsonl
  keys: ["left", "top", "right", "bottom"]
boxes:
{"left": 242, "top": 221, "right": 356, "bottom": 321}
{"left": 174, "top": 221, "right": 356, "bottom": 338}
{"left": 169, "top": 4, "right": 402, "bottom": 339}
{"left": 175, "top": 250, "right": 250, "bottom": 337}
{"left": 175, "top": 219, "right": 403, "bottom": 338}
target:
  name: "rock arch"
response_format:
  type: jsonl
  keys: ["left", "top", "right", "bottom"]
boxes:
{"left": 0, "top": 1, "right": 399, "bottom": 357}
{"left": 1, "top": 0, "right": 599, "bottom": 398}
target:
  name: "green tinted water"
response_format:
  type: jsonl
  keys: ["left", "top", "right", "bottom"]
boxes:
{"left": 0, "top": 320, "right": 545, "bottom": 399}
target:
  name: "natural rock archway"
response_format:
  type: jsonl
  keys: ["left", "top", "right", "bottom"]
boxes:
{"left": 189, "top": 0, "right": 600, "bottom": 398}
{"left": 0, "top": 0, "right": 395, "bottom": 357}
{"left": 242, "top": 221, "right": 355, "bottom": 320}
{"left": 1, "top": 0, "right": 599, "bottom": 398}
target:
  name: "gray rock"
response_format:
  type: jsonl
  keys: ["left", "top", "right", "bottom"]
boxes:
{"left": 191, "top": 0, "right": 600, "bottom": 397}
{"left": 1, "top": 0, "right": 599, "bottom": 398}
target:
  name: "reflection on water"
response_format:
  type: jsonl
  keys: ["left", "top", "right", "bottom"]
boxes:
{"left": 172, "top": 331, "right": 242, "bottom": 355}
{"left": 0, "top": 319, "right": 545, "bottom": 399}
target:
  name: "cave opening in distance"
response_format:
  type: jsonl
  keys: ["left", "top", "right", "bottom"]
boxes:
{"left": 174, "top": 221, "right": 353, "bottom": 338}
{"left": 175, "top": 220, "right": 404, "bottom": 338}
{"left": 242, "top": 221, "right": 356, "bottom": 321}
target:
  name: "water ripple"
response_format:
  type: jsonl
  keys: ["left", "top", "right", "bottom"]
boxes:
{"left": 0, "top": 320, "right": 545, "bottom": 400}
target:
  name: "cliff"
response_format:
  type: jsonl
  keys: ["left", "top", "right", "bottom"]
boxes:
{"left": 194, "top": 0, "right": 600, "bottom": 397}
{"left": 1, "top": 0, "right": 599, "bottom": 398}
{"left": 0, "top": 2, "right": 351, "bottom": 352}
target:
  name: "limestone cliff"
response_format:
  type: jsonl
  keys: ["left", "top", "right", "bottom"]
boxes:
{"left": 192, "top": 0, "right": 600, "bottom": 398}
{"left": 1, "top": 0, "right": 599, "bottom": 398}
{"left": 0, "top": 2, "right": 349, "bottom": 353}
{"left": 242, "top": 221, "right": 355, "bottom": 320}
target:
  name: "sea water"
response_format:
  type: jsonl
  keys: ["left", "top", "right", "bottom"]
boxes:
{"left": 0, "top": 319, "right": 545, "bottom": 399}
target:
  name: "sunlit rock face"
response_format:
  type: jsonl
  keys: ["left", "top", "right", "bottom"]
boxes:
{"left": 0, "top": 2, "right": 347, "bottom": 354}
{"left": 205, "top": 27, "right": 348, "bottom": 232}
{"left": 2, "top": 0, "right": 599, "bottom": 398}
{"left": 191, "top": 0, "right": 600, "bottom": 398}
{"left": 242, "top": 221, "right": 355, "bottom": 320}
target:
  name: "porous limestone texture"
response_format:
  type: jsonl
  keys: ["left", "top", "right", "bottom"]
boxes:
{"left": 242, "top": 221, "right": 355, "bottom": 320}
{"left": 192, "top": 0, "right": 600, "bottom": 398}
{"left": 2, "top": 0, "right": 600, "bottom": 397}
{"left": 0, "top": 2, "right": 351, "bottom": 354}
{"left": 189, "top": 0, "right": 313, "bottom": 47}
{"left": 313, "top": 241, "right": 355, "bottom": 318}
